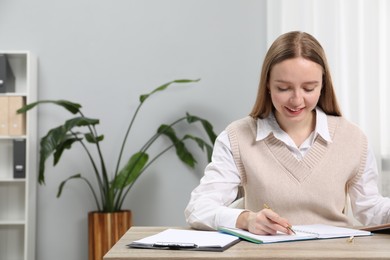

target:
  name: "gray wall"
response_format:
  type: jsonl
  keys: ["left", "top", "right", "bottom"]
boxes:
{"left": 0, "top": 1, "right": 267, "bottom": 259}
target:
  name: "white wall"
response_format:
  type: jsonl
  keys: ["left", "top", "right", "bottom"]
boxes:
{"left": 0, "top": 1, "right": 267, "bottom": 259}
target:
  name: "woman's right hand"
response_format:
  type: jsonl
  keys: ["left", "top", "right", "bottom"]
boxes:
{"left": 236, "top": 209, "right": 293, "bottom": 235}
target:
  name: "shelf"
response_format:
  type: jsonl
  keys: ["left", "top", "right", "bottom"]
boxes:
{"left": 0, "top": 51, "right": 37, "bottom": 260}
{"left": 0, "top": 136, "right": 27, "bottom": 139}
{"left": 0, "top": 178, "right": 26, "bottom": 183}
{"left": 0, "top": 93, "right": 28, "bottom": 96}
{"left": 0, "top": 220, "right": 25, "bottom": 225}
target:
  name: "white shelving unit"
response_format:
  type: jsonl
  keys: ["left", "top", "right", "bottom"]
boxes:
{"left": 0, "top": 51, "right": 37, "bottom": 260}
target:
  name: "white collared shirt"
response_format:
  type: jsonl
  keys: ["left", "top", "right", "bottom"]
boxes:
{"left": 185, "top": 108, "right": 390, "bottom": 229}
{"left": 257, "top": 107, "right": 332, "bottom": 160}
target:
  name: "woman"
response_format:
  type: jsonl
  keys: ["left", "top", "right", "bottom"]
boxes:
{"left": 185, "top": 31, "right": 390, "bottom": 235}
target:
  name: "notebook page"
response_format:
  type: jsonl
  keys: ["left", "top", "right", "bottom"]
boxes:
{"left": 292, "top": 224, "right": 371, "bottom": 239}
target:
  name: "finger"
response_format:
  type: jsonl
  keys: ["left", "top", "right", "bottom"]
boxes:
{"left": 254, "top": 211, "right": 283, "bottom": 235}
{"left": 266, "top": 222, "right": 293, "bottom": 235}
{"left": 249, "top": 223, "right": 277, "bottom": 235}
{"left": 247, "top": 211, "right": 277, "bottom": 235}
{"left": 286, "top": 225, "right": 296, "bottom": 235}
{"left": 260, "top": 224, "right": 278, "bottom": 235}
{"left": 262, "top": 208, "right": 282, "bottom": 222}
{"left": 262, "top": 210, "right": 293, "bottom": 234}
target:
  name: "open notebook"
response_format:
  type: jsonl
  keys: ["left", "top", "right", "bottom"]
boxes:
{"left": 218, "top": 224, "right": 371, "bottom": 244}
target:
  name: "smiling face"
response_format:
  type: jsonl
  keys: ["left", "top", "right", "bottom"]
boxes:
{"left": 268, "top": 57, "right": 323, "bottom": 131}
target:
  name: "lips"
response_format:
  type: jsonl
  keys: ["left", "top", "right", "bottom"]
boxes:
{"left": 285, "top": 106, "right": 304, "bottom": 114}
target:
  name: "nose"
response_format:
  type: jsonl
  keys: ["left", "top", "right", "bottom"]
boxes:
{"left": 289, "top": 89, "right": 303, "bottom": 105}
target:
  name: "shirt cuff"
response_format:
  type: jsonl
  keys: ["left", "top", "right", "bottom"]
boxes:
{"left": 216, "top": 207, "right": 247, "bottom": 228}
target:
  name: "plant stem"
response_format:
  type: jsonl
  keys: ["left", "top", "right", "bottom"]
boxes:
{"left": 113, "top": 116, "right": 187, "bottom": 209}
{"left": 79, "top": 176, "right": 102, "bottom": 212}
{"left": 139, "top": 116, "right": 186, "bottom": 152}
{"left": 114, "top": 101, "right": 143, "bottom": 181}
{"left": 77, "top": 110, "right": 110, "bottom": 209}
{"left": 71, "top": 131, "right": 104, "bottom": 210}
{"left": 117, "top": 142, "right": 177, "bottom": 208}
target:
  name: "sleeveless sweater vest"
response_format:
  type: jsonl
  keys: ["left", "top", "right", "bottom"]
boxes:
{"left": 226, "top": 115, "right": 367, "bottom": 226}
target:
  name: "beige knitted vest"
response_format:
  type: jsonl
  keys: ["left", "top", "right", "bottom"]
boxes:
{"left": 226, "top": 115, "right": 367, "bottom": 226}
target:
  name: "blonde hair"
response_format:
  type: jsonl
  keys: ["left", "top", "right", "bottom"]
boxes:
{"left": 250, "top": 31, "right": 342, "bottom": 119}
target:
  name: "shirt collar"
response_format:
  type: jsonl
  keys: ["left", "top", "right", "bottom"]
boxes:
{"left": 256, "top": 107, "right": 332, "bottom": 143}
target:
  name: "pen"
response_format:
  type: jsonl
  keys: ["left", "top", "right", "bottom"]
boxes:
{"left": 153, "top": 242, "right": 198, "bottom": 249}
{"left": 263, "top": 203, "right": 296, "bottom": 235}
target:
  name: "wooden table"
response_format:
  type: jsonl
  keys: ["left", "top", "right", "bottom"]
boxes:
{"left": 104, "top": 226, "right": 390, "bottom": 259}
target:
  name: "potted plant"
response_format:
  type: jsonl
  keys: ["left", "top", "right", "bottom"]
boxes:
{"left": 17, "top": 79, "right": 217, "bottom": 260}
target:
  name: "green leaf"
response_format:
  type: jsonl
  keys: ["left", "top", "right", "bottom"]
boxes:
{"left": 183, "top": 134, "right": 214, "bottom": 162}
{"left": 85, "top": 133, "right": 104, "bottom": 143}
{"left": 57, "top": 174, "right": 82, "bottom": 197}
{"left": 37, "top": 116, "right": 99, "bottom": 185}
{"left": 139, "top": 79, "right": 200, "bottom": 103}
{"left": 64, "top": 117, "right": 99, "bottom": 129}
{"left": 17, "top": 100, "right": 82, "bottom": 114}
{"left": 112, "top": 152, "right": 149, "bottom": 189}
{"left": 157, "top": 124, "right": 196, "bottom": 168}
{"left": 52, "top": 136, "right": 80, "bottom": 165}
{"left": 38, "top": 131, "right": 79, "bottom": 184}
{"left": 186, "top": 113, "right": 217, "bottom": 144}
{"left": 38, "top": 127, "right": 68, "bottom": 184}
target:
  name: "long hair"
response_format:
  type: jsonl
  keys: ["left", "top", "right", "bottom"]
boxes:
{"left": 250, "top": 31, "right": 342, "bottom": 118}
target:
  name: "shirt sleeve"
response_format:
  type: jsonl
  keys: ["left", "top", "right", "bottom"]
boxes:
{"left": 184, "top": 130, "right": 246, "bottom": 230}
{"left": 349, "top": 145, "right": 390, "bottom": 225}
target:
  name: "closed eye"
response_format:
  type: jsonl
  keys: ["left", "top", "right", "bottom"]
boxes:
{"left": 277, "top": 87, "right": 289, "bottom": 92}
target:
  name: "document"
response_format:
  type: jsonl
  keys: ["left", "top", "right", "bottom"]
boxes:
{"left": 218, "top": 224, "right": 371, "bottom": 244}
{"left": 127, "top": 228, "right": 240, "bottom": 252}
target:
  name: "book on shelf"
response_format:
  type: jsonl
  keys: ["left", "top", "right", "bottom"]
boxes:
{"left": 218, "top": 224, "right": 371, "bottom": 244}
